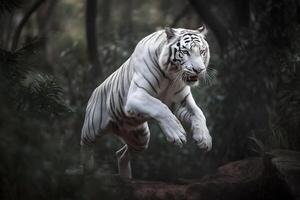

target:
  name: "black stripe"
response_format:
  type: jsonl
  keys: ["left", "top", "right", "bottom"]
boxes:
{"left": 115, "top": 70, "right": 121, "bottom": 98}
{"left": 155, "top": 63, "right": 169, "bottom": 80}
{"left": 133, "top": 80, "right": 151, "bottom": 94}
{"left": 149, "top": 50, "right": 170, "bottom": 80}
{"left": 167, "top": 39, "right": 180, "bottom": 70}
{"left": 86, "top": 90, "right": 97, "bottom": 139}
{"left": 120, "top": 65, "right": 126, "bottom": 96}
{"left": 84, "top": 130, "right": 95, "bottom": 145}
{"left": 118, "top": 91, "right": 124, "bottom": 106}
{"left": 81, "top": 137, "right": 89, "bottom": 145}
{"left": 142, "top": 33, "right": 157, "bottom": 45}
{"left": 183, "top": 33, "right": 198, "bottom": 37}
{"left": 147, "top": 48, "right": 159, "bottom": 68}
{"left": 91, "top": 89, "right": 100, "bottom": 137}
{"left": 173, "top": 48, "right": 181, "bottom": 62}
{"left": 151, "top": 63, "right": 163, "bottom": 77}
{"left": 117, "top": 92, "right": 141, "bottom": 125}
{"left": 178, "top": 109, "right": 185, "bottom": 120}
{"left": 103, "top": 84, "right": 107, "bottom": 108}
{"left": 110, "top": 106, "right": 119, "bottom": 121}
{"left": 115, "top": 108, "right": 123, "bottom": 122}
{"left": 109, "top": 73, "right": 117, "bottom": 89}
{"left": 115, "top": 70, "right": 121, "bottom": 87}
{"left": 110, "top": 90, "right": 120, "bottom": 120}
{"left": 191, "top": 36, "right": 200, "bottom": 41}
{"left": 82, "top": 137, "right": 92, "bottom": 146}
{"left": 118, "top": 92, "right": 138, "bottom": 123}
{"left": 83, "top": 134, "right": 95, "bottom": 145}
{"left": 174, "top": 86, "right": 186, "bottom": 95}
{"left": 147, "top": 48, "right": 167, "bottom": 79}
{"left": 118, "top": 94, "right": 126, "bottom": 119}
{"left": 98, "top": 91, "right": 103, "bottom": 132}
{"left": 109, "top": 89, "right": 116, "bottom": 116}
{"left": 140, "top": 73, "right": 158, "bottom": 94}
{"left": 85, "top": 126, "right": 96, "bottom": 143}
{"left": 114, "top": 92, "right": 124, "bottom": 120}
{"left": 143, "top": 57, "right": 160, "bottom": 88}
{"left": 184, "top": 112, "right": 190, "bottom": 120}
{"left": 155, "top": 49, "right": 159, "bottom": 59}
{"left": 167, "top": 45, "right": 172, "bottom": 64}
{"left": 167, "top": 39, "right": 179, "bottom": 64}
{"left": 97, "top": 85, "right": 106, "bottom": 132}
{"left": 126, "top": 59, "right": 131, "bottom": 86}
{"left": 154, "top": 32, "right": 164, "bottom": 43}
{"left": 180, "top": 93, "right": 190, "bottom": 105}
{"left": 118, "top": 94, "right": 138, "bottom": 123}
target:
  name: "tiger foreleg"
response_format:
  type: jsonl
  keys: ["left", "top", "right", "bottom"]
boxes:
{"left": 116, "top": 145, "right": 132, "bottom": 179}
{"left": 174, "top": 93, "right": 212, "bottom": 151}
{"left": 125, "top": 87, "right": 187, "bottom": 147}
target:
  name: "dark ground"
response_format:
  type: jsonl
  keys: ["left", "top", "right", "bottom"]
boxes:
{"left": 64, "top": 149, "right": 300, "bottom": 200}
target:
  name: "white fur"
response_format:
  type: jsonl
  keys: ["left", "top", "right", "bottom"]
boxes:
{"left": 80, "top": 28, "right": 212, "bottom": 179}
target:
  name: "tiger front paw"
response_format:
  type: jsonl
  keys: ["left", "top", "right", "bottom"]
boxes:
{"left": 159, "top": 117, "right": 187, "bottom": 148}
{"left": 192, "top": 126, "right": 212, "bottom": 151}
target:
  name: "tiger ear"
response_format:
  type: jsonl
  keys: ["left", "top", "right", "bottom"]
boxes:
{"left": 165, "top": 27, "right": 176, "bottom": 40}
{"left": 197, "top": 24, "right": 208, "bottom": 35}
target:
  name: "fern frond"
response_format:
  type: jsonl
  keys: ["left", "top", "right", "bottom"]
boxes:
{"left": 20, "top": 72, "right": 71, "bottom": 116}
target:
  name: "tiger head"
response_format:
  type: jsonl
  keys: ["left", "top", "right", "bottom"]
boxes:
{"left": 159, "top": 26, "right": 210, "bottom": 86}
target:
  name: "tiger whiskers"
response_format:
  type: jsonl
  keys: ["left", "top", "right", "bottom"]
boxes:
{"left": 200, "top": 66, "right": 217, "bottom": 86}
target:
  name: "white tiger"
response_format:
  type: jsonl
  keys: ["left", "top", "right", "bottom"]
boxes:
{"left": 80, "top": 26, "right": 212, "bottom": 179}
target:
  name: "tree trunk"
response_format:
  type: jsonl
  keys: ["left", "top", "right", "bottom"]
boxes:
{"left": 36, "top": 0, "right": 58, "bottom": 69}
{"left": 171, "top": 4, "right": 191, "bottom": 27}
{"left": 118, "top": 0, "right": 133, "bottom": 45}
{"left": 188, "top": 0, "right": 230, "bottom": 50}
{"left": 85, "top": 0, "right": 101, "bottom": 79}
{"left": 11, "top": 0, "right": 46, "bottom": 51}
{"left": 99, "top": 0, "right": 111, "bottom": 41}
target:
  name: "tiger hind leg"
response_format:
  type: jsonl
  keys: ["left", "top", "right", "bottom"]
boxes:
{"left": 80, "top": 142, "right": 95, "bottom": 173}
{"left": 116, "top": 123, "right": 150, "bottom": 179}
{"left": 65, "top": 141, "right": 95, "bottom": 175}
{"left": 116, "top": 145, "right": 132, "bottom": 179}
{"left": 79, "top": 87, "right": 108, "bottom": 173}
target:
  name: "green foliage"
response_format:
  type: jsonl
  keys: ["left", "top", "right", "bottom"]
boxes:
{"left": 21, "top": 72, "right": 70, "bottom": 116}
{"left": 0, "top": 40, "right": 71, "bottom": 117}
{"left": 0, "top": 37, "right": 71, "bottom": 199}
{"left": 207, "top": 0, "right": 300, "bottom": 162}
{"left": 0, "top": 0, "right": 299, "bottom": 199}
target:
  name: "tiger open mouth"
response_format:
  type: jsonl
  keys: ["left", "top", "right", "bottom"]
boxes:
{"left": 186, "top": 75, "right": 198, "bottom": 82}
{"left": 182, "top": 72, "right": 199, "bottom": 84}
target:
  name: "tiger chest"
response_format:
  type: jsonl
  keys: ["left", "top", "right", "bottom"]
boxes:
{"left": 156, "top": 81, "right": 181, "bottom": 107}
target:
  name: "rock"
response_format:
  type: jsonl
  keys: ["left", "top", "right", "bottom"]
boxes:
{"left": 185, "top": 157, "right": 292, "bottom": 200}
{"left": 131, "top": 180, "right": 186, "bottom": 200}
{"left": 64, "top": 149, "right": 300, "bottom": 200}
{"left": 269, "top": 149, "right": 300, "bottom": 200}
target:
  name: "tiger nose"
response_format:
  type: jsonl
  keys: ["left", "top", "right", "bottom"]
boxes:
{"left": 192, "top": 67, "right": 203, "bottom": 74}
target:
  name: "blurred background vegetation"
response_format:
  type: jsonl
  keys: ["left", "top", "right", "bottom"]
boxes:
{"left": 0, "top": 0, "right": 299, "bottom": 199}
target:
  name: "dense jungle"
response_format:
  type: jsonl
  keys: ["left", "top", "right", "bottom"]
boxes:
{"left": 0, "top": 0, "right": 299, "bottom": 199}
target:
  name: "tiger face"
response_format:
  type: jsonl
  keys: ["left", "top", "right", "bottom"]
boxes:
{"left": 159, "top": 26, "right": 210, "bottom": 86}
